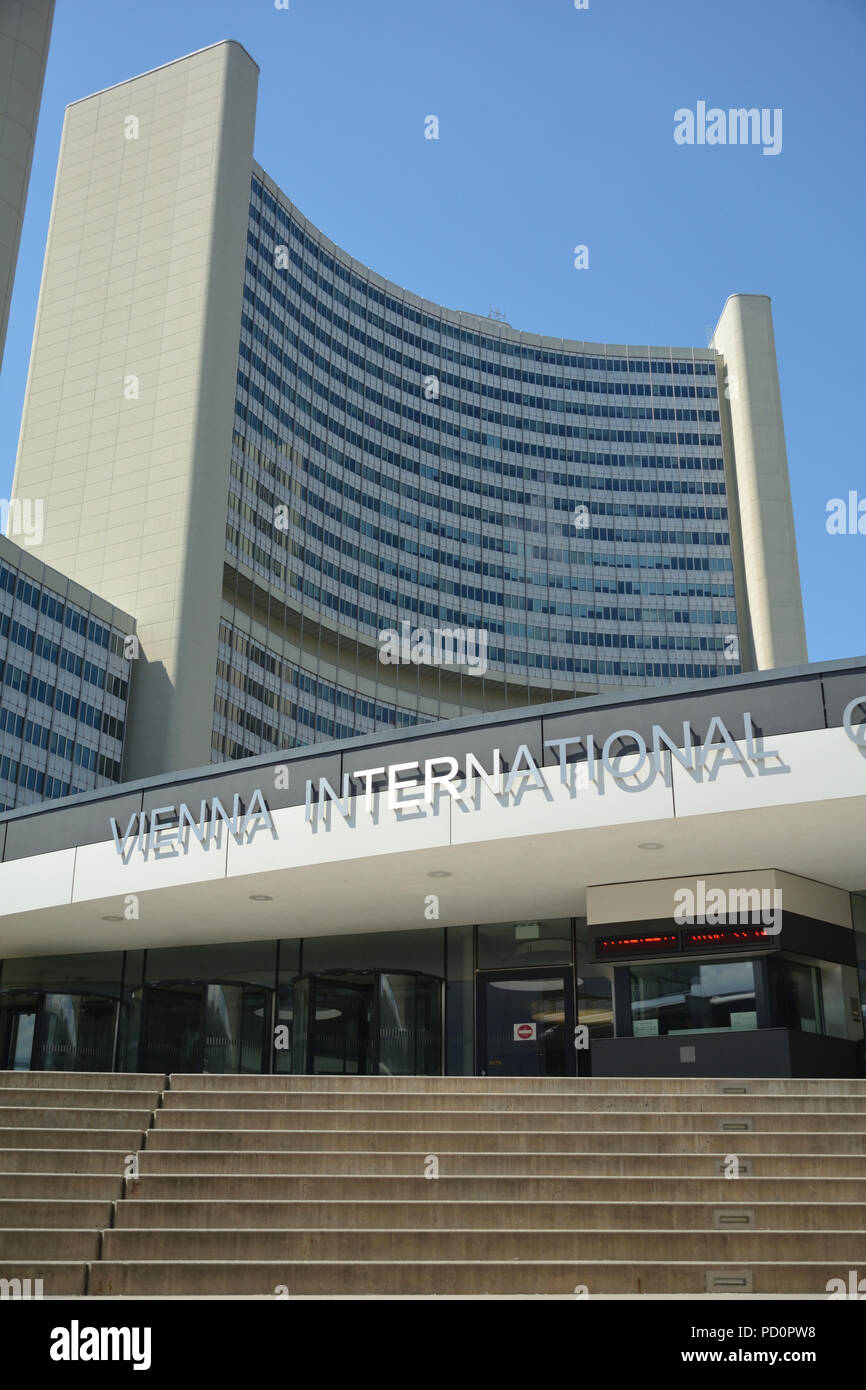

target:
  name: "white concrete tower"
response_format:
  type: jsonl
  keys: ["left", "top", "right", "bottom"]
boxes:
{"left": 0, "top": 0, "right": 54, "bottom": 374}
{"left": 712, "top": 294, "right": 808, "bottom": 670}
{"left": 9, "top": 41, "right": 260, "bottom": 777}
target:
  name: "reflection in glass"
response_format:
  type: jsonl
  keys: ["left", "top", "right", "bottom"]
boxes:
{"left": 301, "top": 930, "right": 443, "bottom": 975}
{"left": 129, "top": 981, "right": 271, "bottom": 1073}
{"left": 777, "top": 960, "right": 824, "bottom": 1034}
{"left": 377, "top": 972, "right": 440, "bottom": 1076}
{"left": 290, "top": 976, "right": 309, "bottom": 1075}
{"left": 135, "top": 984, "right": 201, "bottom": 1072}
{"left": 292, "top": 970, "right": 442, "bottom": 1075}
{"left": 0, "top": 994, "right": 37, "bottom": 1070}
{"left": 12, "top": 1011, "right": 35, "bottom": 1069}
{"left": 478, "top": 920, "right": 572, "bottom": 969}
{"left": 578, "top": 972, "right": 614, "bottom": 1037}
{"left": 629, "top": 959, "right": 756, "bottom": 1036}
{"left": 482, "top": 975, "right": 570, "bottom": 1076}
{"left": 203, "top": 983, "right": 269, "bottom": 1073}
{"left": 309, "top": 973, "right": 374, "bottom": 1075}
{"left": 40, "top": 992, "right": 116, "bottom": 1071}
{"left": 0, "top": 990, "right": 117, "bottom": 1071}
{"left": 144, "top": 941, "right": 276, "bottom": 986}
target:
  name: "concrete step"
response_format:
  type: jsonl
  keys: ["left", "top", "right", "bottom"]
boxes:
{"left": 0, "top": 1071, "right": 165, "bottom": 1090}
{"left": 0, "top": 1149, "right": 133, "bottom": 1174}
{"left": 98, "top": 1226, "right": 866, "bottom": 1263}
{"left": 112, "top": 1197, "right": 866, "bottom": 1232}
{"left": 0, "top": 1228, "right": 100, "bottom": 1259}
{"left": 2, "top": 1070, "right": 862, "bottom": 1300}
{"left": 84, "top": 1258, "right": 859, "bottom": 1297}
{"left": 150, "top": 1106, "right": 866, "bottom": 1132}
{"left": 131, "top": 1149, "right": 866, "bottom": 1178}
{"left": 120, "top": 1173, "right": 866, "bottom": 1202}
{"left": 0, "top": 1088, "right": 161, "bottom": 1109}
{"left": 158, "top": 1089, "right": 866, "bottom": 1112}
{"left": 143, "top": 1126, "right": 866, "bottom": 1155}
{"left": 0, "top": 1174, "right": 123, "bottom": 1200}
{"left": 0, "top": 1107, "right": 154, "bottom": 1129}
{"left": 168, "top": 1073, "right": 866, "bottom": 1095}
{"left": 0, "top": 1262, "right": 87, "bottom": 1294}
{"left": 0, "top": 1127, "right": 145, "bottom": 1150}
{"left": 0, "top": 1200, "right": 114, "bottom": 1229}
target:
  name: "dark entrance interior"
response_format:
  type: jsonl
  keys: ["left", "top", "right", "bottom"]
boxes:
{"left": 291, "top": 970, "right": 442, "bottom": 1075}
{"left": 0, "top": 988, "right": 117, "bottom": 1071}
{"left": 309, "top": 972, "right": 374, "bottom": 1074}
{"left": 477, "top": 968, "right": 576, "bottom": 1077}
{"left": 132, "top": 981, "right": 270, "bottom": 1073}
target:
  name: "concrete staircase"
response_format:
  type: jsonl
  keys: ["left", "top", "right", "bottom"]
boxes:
{"left": 0, "top": 1071, "right": 164, "bottom": 1295}
{"left": 1, "top": 1071, "right": 864, "bottom": 1297}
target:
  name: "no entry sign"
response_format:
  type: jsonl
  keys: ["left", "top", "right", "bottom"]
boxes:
{"left": 514, "top": 1022, "right": 536, "bottom": 1041}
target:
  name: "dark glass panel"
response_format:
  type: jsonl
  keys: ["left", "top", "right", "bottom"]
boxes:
{"left": 481, "top": 972, "right": 571, "bottom": 1077}
{"left": 629, "top": 959, "right": 756, "bottom": 1037}
{"left": 478, "top": 919, "right": 572, "bottom": 969}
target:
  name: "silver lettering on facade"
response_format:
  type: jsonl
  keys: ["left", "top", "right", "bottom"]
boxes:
{"left": 110, "top": 789, "right": 274, "bottom": 858}
{"left": 108, "top": 709, "right": 819, "bottom": 854}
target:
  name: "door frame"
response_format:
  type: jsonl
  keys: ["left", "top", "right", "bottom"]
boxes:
{"left": 306, "top": 971, "right": 379, "bottom": 1075}
{"left": 0, "top": 991, "right": 38, "bottom": 1070}
{"left": 137, "top": 979, "right": 273, "bottom": 1074}
{"left": 138, "top": 980, "right": 205, "bottom": 1073}
{"left": 475, "top": 965, "right": 577, "bottom": 1077}
{"left": 296, "top": 968, "right": 446, "bottom": 1076}
{"left": 0, "top": 987, "right": 119, "bottom": 1073}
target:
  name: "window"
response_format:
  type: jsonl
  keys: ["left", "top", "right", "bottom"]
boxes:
{"left": 775, "top": 959, "right": 824, "bottom": 1034}
{"left": 629, "top": 959, "right": 757, "bottom": 1036}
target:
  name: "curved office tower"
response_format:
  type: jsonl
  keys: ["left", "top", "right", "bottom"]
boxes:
{"left": 0, "top": 0, "right": 55, "bottom": 376}
{"left": 9, "top": 42, "right": 807, "bottom": 781}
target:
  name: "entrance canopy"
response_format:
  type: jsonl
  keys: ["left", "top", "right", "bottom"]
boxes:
{"left": 0, "top": 658, "right": 864, "bottom": 959}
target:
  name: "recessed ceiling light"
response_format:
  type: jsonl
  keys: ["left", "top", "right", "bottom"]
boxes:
{"left": 427, "top": 870, "right": 452, "bottom": 879}
{"left": 249, "top": 894, "right": 273, "bottom": 902}
{"left": 638, "top": 842, "right": 664, "bottom": 850}
{"left": 101, "top": 915, "right": 123, "bottom": 922}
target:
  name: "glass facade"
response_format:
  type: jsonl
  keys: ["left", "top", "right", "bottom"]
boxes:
{"left": 0, "top": 950, "right": 128, "bottom": 1072}
{"left": 2, "top": 919, "right": 855, "bottom": 1077}
{"left": 0, "top": 540, "right": 134, "bottom": 811}
{"left": 212, "top": 170, "right": 743, "bottom": 762}
{"left": 479, "top": 972, "right": 573, "bottom": 1077}
{"left": 853, "top": 891, "right": 866, "bottom": 1028}
{"left": 629, "top": 959, "right": 758, "bottom": 1036}
{"left": 289, "top": 970, "right": 442, "bottom": 1076}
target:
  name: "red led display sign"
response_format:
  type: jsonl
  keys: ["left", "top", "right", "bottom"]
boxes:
{"left": 683, "top": 927, "right": 771, "bottom": 948}
{"left": 597, "top": 932, "right": 679, "bottom": 957}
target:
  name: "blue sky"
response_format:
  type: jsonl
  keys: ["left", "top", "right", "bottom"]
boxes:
{"left": 1, "top": 0, "right": 863, "bottom": 660}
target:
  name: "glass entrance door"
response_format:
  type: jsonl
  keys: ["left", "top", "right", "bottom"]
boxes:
{"left": 308, "top": 973, "right": 375, "bottom": 1074}
{"left": 294, "top": 970, "right": 444, "bottom": 1075}
{"left": 0, "top": 994, "right": 37, "bottom": 1070}
{"left": 202, "top": 983, "right": 270, "bottom": 1073}
{"left": 478, "top": 969, "right": 575, "bottom": 1077}
{"left": 132, "top": 981, "right": 272, "bottom": 1073}
{"left": 137, "top": 984, "right": 203, "bottom": 1073}
{"left": 0, "top": 989, "right": 118, "bottom": 1072}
